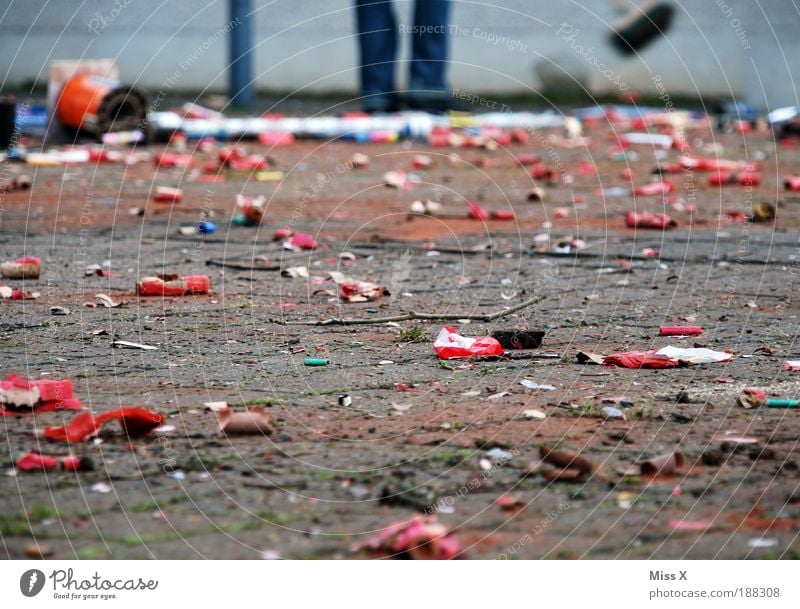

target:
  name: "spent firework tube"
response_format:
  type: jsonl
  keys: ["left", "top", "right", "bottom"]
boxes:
{"left": 659, "top": 326, "right": 703, "bottom": 336}
{"left": 766, "top": 399, "right": 799, "bottom": 408}
{"left": 784, "top": 176, "right": 800, "bottom": 191}
{"left": 154, "top": 186, "right": 183, "bottom": 202}
{"left": 0, "top": 256, "right": 41, "bottom": 279}
{"left": 137, "top": 275, "right": 210, "bottom": 296}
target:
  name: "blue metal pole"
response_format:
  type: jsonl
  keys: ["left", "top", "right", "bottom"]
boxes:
{"left": 229, "top": 0, "right": 254, "bottom": 107}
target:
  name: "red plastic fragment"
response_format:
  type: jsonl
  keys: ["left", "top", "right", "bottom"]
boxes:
{"left": 43, "top": 407, "right": 165, "bottom": 443}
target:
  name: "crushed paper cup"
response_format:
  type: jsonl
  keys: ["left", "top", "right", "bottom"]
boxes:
{"left": 737, "top": 387, "right": 767, "bottom": 409}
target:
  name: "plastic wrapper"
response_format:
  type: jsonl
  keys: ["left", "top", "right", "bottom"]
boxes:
{"left": 357, "top": 516, "right": 461, "bottom": 560}
{"left": 604, "top": 346, "right": 732, "bottom": 368}
{"left": 340, "top": 281, "right": 388, "bottom": 303}
{"left": 43, "top": 407, "right": 165, "bottom": 443}
{"left": 433, "top": 326, "right": 504, "bottom": 360}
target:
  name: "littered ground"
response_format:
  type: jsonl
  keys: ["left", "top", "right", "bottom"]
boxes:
{"left": 2, "top": 116, "right": 800, "bottom": 560}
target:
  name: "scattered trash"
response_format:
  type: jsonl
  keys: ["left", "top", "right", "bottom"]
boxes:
{"left": 57, "top": 70, "right": 147, "bottom": 134}
{"left": 0, "top": 285, "right": 39, "bottom": 300}
{"left": 338, "top": 394, "right": 352, "bottom": 407}
{"left": 304, "top": 358, "right": 330, "bottom": 366}
{"left": 626, "top": 211, "right": 677, "bottom": 229}
{"left": 1, "top": 256, "right": 41, "bottom": 279}
{"left": 491, "top": 329, "right": 545, "bottom": 350}
{"left": 539, "top": 445, "right": 597, "bottom": 481}
{"left": 204, "top": 401, "right": 229, "bottom": 412}
{"left": 433, "top": 326, "right": 504, "bottom": 360}
{"left": 602, "top": 406, "right": 626, "bottom": 420}
{"left": 659, "top": 325, "right": 702, "bottom": 336}
{"left": 340, "top": 281, "right": 388, "bottom": 303}
{"left": 766, "top": 399, "right": 799, "bottom": 409}
{"left": 1, "top": 374, "right": 82, "bottom": 415}
{"left": 281, "top": 266, "right": 309, "bottom": 279}
{"left": 409, "top": 199, "right": 442, "bottom": 215}
{"left": 668, "top": 519, "right": 714, "bottom": 532}
{"left": 737, "top": 387, "right": 767, "bottom": 409}
{"left": 17, "top": 452, "right": 92, "bottom": 472}
{"left": 153, "top": 186, "right": 183, "bottom": 203}
{"left": 752, "top": 201, "right": 776, "bottom": 223}
{"left": 357, "top": 516, "right": 461, "bottom": 559}
{"left": 783, "top": 360, "right": 800, "bottom": 371}
{"left": 216, "top": 406, "right": 273, "bottom": 435}
{"left": 520, "top": 380, "right": 556, "bottom": 391}
{"left": 604, "top": 346, "right": 732, "bottom": 368}
{"left": 639, "top": 451, "right": 684, "bottom": 476}
{"left": 747, "top": 537, "right": 779, "bottom": 549}
{"left": 42, "top": 407, "right": 165, "bottom": 442}
{"left": 137, "top": 274, "right": 210, "bottom": 296}
{"left": 50, "top": 306, "right": 70, "bottom": 316}
{"left": 112, "top": 341, "right": 158, "bottom": 351}
{"left": 496, "top": 494, "right": 525, "bottom": 511}
{"left": 95, "top": 293, "right": 122, "bottom": 308}
{"left": 350, "top": 152, "right": 370, "bottom": 168}
{"left": 523, "top": 409, "right": 547, "bottom": 420}
{"left": 234, "top": 194, "right": 267, "bottom": 226}
{"left": 576, "top": 351, "right": 605, "bottom": 365}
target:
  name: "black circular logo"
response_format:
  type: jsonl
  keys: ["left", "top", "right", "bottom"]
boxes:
{"left": 20, "top": 569, "right": 45, "bottom": 597}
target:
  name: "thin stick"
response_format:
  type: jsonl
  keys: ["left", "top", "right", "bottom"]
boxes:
{"left": 269, "top": 294, "right": 545, "bottom": 326}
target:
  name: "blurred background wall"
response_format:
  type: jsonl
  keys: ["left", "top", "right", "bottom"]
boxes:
{"left": 1, "top": 0, "right": 798, "bottom": 109}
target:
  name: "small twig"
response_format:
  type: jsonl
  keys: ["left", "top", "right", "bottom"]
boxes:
{"left": 206, "top": 259, "right": 281, "bottom": 271}
{"left": 270, "top": 294, "right": 545, "bottom": 326}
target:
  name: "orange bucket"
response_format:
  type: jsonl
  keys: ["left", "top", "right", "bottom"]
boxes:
{"left": 57, "top": 71, "right": 147, "bottom": 133}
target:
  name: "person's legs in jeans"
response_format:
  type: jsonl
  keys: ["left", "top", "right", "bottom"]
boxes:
{"left": 408, "top": 0, "right": 450, "bottom": 109}
{"left": 355, "top": 0, "right": 398, "bottom": 112}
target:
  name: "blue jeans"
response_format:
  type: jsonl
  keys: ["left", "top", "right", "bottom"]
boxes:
{"left": 355, "top": 0, "right": 450, "bottom": 111}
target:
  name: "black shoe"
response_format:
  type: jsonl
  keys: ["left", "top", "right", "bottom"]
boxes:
{"left": 361, "top": 96, "right": 402, "bottom": 114}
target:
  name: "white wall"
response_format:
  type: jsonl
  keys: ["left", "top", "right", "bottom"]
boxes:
{"left": 1, "top": 0, "right": 798, "bottom": 109}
